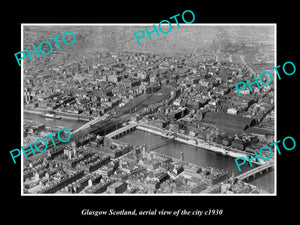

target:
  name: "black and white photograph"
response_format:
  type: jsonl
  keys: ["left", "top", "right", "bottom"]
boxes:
{"left": 21, "top": 24, "right": 276, "bottom": 196}
{"left": 3, "top": 5, "right": 298, "bottom": 224}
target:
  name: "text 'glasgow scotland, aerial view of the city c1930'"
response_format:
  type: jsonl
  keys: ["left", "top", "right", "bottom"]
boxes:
{"left": 22, "top": 24, "right": 275, "bottom": 195}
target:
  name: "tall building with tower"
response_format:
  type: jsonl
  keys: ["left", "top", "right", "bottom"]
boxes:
{"left": 180, "top": 151, "right": 184, "bottom": 161}
{"left": 71, "top": 141, "right": 76, "bottom": 157}
{"left": 142, "top": 145, "right": 147, "bottom": 158}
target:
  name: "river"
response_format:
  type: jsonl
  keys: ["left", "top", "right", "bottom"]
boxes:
{"left": 24, "top": 113, "right": 274, "bottom": 193}
{"left": 24, "top": 112, "right": 87, "bottom": 131}
{"left": 118, "top": 129, "right": 275, "bottom": 193}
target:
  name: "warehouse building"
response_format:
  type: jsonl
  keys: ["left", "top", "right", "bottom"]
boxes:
{"left": 202, "top": 112, "right": 256, "bottom": 132}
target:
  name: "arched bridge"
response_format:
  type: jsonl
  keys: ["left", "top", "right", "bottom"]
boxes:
{"left": 105, "top": 123, "right": 137, "bottom": 139}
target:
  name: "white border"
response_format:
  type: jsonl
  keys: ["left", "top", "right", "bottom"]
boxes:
{"left": 21, "top": 23, "right": 277, "bottom": 196}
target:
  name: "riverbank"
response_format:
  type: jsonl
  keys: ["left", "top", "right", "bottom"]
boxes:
{"left": 118, "top": 127, "right": 273, "bottom": 193}
{"left": 136, "top": 123, "right": 261, "bottom": 163}
{"left": 24, "top": 108, "right": 92, "bottom": 122}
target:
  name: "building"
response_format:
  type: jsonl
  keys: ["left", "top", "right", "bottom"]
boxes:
{"left": 227, "top": 108, "right": 238, "bottom": 115}
{"left": 89, "top": 174, "right": 102, "bottom": 186}
{"left": 191, "top": 182, "right": 208, "bottom": 193}
{"left": 145, "top": 180, "right": 160, "bottom": 192}
{"left": 32, "top": 124, "right": 46, "bottom": 132}
{"left": 203, "top": 111, "right": 256, "bottom": 132}
{"left": 173, "top": 164, "right": 184, "bottom": 175}
{"left": 107, "top": 181, "right": 127, "bottom": 193}
{"left": 85, "top": 179, "right": 112, "bottom": 193}
{"left": 48, "top": 147, "right": 64, "bottom": 159}
{"left": 42, "top": 170, "right": 85, "bottom": 193}
{"left": 98, "top": 165, "right": 115, "bottom": 177}
{"left": 231, "top": 136, "right": 259, "bottom": 150}
{"left": 64, "top": 146, "right": 76, "bottom": 159}
{"left": 24, "top": 170, "right": 34, "bottom": 181}
{"left": 155, "top": 172, "right": 170, "bottom": 184}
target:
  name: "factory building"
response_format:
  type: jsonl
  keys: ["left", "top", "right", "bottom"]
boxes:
{"left": 202, "top": 111, "right": 256, "bottom": 132}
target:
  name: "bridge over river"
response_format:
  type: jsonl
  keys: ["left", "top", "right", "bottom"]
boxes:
{"left": 146, "top": 138, "right": 174, "bottom": 151}
{"left": 235, "top": 163, "right": 274, "bottom": 182}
